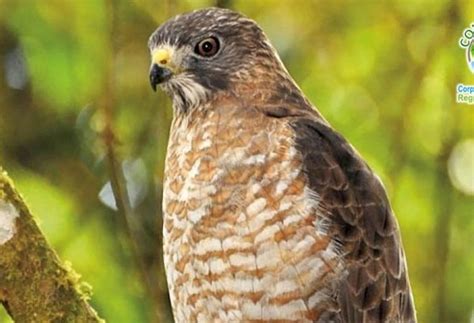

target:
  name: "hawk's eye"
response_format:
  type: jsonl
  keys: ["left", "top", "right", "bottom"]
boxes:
{"left": 195, "top": 37, "right": 220, "bottom": 57}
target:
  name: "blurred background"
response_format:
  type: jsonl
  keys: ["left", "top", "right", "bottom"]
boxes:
{"left": 0, "top": 0, "right": 473, "bottom": 322}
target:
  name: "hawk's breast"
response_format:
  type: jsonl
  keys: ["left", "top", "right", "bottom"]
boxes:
{"left": 162, "top": 106, "right": 344, "bottom": 322}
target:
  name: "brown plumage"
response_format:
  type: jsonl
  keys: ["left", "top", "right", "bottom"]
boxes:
{"left": 149, "top": 7, "right": 416, "bottom": 322}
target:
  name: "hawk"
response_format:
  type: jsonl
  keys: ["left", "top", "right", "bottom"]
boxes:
{"left": 148, "top": 8, "right": 416, "bottom": 323}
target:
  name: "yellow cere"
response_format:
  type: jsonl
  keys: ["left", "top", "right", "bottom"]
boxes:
{"left": 152, "top": 48, "right": 171, "bottom": 66}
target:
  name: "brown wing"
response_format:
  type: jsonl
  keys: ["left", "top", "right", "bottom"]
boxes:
{"left": 289, "top": 117, "right": 416, "bottom": 323}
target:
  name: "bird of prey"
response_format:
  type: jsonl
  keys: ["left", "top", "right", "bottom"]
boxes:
{"left": 148, "top": 7, "right": 416, "bottom": 323}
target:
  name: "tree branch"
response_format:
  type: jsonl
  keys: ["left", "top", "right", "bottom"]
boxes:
{"left": 0, "top": 167, "right": 102, "bottom": 322}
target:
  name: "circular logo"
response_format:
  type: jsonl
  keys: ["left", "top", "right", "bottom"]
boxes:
{"left": 459, "top": 24, "right": 474, "bottom": 73}
{"left": 468, "top": 39, "right": 474, "bottom": 72}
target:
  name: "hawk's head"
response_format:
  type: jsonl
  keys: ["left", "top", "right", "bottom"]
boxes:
{"left": 148, "top": 8, "right": 291, "bottom": 112}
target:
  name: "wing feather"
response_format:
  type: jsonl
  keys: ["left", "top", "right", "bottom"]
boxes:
{"left": 287, "top": 116, "right": 416, "bottom": 323}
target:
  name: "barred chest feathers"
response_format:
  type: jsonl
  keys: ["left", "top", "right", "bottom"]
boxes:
{"left": 162, "top": 105, "right": 344, "bottom": 322}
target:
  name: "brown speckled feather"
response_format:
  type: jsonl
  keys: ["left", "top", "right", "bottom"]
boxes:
{"left": 149, "top": 7, "right": 416, "bottom": 323}
{"left": 289, "top": 116, "right": 416, "bottom": 322}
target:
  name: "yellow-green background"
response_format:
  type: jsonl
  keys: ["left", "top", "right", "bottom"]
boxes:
{"left": 0, "top": 0, "right": 473, "bottom": 322}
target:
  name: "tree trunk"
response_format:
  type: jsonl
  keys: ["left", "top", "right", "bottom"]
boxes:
{"left": 0, "top": 167, "right": 103, "bottom": 322}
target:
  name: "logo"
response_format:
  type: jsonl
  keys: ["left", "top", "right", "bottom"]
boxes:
{"left": 456, "top": 23, "right": 474, "bottom": 105}
{"left": 459, "top": 23, "right": 474, "bottom": 73}
{"left": 456, "top": 84, "right": 474, "bottom": 105}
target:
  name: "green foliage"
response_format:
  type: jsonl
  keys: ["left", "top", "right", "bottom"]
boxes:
{"left": 5, "top": 1, "right": 108, "bottom": 112}
{"left": 0, "top": 0, "right": 472, "bottom": 322}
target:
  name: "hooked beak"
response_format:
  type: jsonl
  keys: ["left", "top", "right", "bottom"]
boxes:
{"left": 149, "top": 64, "right": 172, "bottom": 91}
{"left": 149, "top": 47, "right": 175, "bottom": 91}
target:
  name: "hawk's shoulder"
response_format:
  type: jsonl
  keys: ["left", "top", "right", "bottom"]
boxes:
{"left": 260, "top": 105, "right": 416, "bottom": 322}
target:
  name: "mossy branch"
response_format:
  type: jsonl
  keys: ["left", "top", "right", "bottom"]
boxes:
{"left": 0, "top": 167, "right": 103, "bottom": 322}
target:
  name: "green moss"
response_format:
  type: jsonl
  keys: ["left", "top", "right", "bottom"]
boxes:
{"left": 0, "top": 168, "right": 103, "bottom": 322}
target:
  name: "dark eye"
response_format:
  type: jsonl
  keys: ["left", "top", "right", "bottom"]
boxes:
{"left": 195, "top": 37, "right": 220, "bottom": 57}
